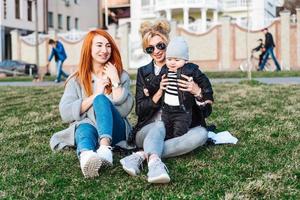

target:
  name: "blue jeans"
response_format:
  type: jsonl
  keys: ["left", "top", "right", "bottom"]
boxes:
{"left": 75, "top": 95, "right": 126, "bottom": 155}
{"left": 135, "top": 121, "right": 208, "bottom": 158}
{"left": 259, "top": 47, "right": 281, "bottom": 71}
{"left": 56, "top": 60, "right": 69, "bottom": 82}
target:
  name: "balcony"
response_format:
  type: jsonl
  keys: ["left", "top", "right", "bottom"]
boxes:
{"left": 153, "top": 0, "right": 220, "bottom": 11}
{"left": 221, "top": 0, "right": 252, "bottom": 12}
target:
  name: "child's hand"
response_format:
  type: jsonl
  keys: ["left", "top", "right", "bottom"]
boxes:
{"left": 143, "top": 88, "right": 149, "bottom": 96}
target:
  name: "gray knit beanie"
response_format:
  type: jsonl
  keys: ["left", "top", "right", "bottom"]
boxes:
{"left": 166, "top": 36, "right": 189, "bottom": 60}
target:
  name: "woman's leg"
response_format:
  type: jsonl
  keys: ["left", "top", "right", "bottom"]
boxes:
{"left": 93, "top": 94, "right": 126, "bottom": 146}
{"left": 75, "top": 123, "right": 102, "bottom": 178}
{"left": 93, "top": 94, "right": 126, "bottom": 165}
{"left": 75, "top": 123, "right": 98, "bottom": 156}
{"left": 136, "top": 121, "right": 166, "bottom": 157}
{"left": 161, "top": 125, "right": 208, "bottom": 158}
{"left": 121, "top": 121, "right": 170, "bottom": 183}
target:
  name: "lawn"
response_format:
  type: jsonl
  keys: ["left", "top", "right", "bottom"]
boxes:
{"left": 0, "top": 83, "right": 299, "bottom": 199}
{"left": 0, "top": 70, "right": 300, "bottom": 82}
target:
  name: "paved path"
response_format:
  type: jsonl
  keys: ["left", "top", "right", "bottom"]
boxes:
{"left": 210, "top": 77, "right": 300, "bottom": 84}
{"left": 0, "top": 77, "right": 300, "bottom": 86}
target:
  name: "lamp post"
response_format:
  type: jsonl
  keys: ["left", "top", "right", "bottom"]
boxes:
{"left": 247, "top": 0, "right": 251, "bottom": 80}
{"left": 98, "top": 0, "right": 102, "bottom": 28}
{"left": 32, "top": 0, "right": 39, "bottom": 77}
{"left": 104, "top": 0, "right": 108, "bottom": 28}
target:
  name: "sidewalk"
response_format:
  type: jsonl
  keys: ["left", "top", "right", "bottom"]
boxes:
{"left": 211, "top": 77, "right": 300, "bottom": 84}
{"left": 0, "top": 77, "right": 300, "bottom": 86}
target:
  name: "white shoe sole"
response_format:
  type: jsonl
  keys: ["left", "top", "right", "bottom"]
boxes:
{"left": 120, "top": 160, "right": 137, "bottom": 176}
{"left": 82, "top": 155, "right": 102, "bottom": 178}
{"left": 148, "top": 174, "right": 171, "bottom": 184}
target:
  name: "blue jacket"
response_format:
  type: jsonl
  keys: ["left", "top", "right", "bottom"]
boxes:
{"left": 48, "top": 41, "right": 67, "bottom": 62}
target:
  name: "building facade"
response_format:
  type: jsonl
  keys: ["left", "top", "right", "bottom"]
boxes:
{"left": 0, "top": 0, "right": 101, "bottom": 62}
{"left": 134, "top": 0, "right": 284, "bottom": 33}
{"left": 0, "top": 0, "right": 47, "bottom": 61}
{"left": 47, "top": 0, "right": 100, "bottom": 32}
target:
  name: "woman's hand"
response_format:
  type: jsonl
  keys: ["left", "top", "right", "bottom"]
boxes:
{"left": 178, "top": 74, "right": 201, "bottom": 96}
{"left": 104, "top": 62, "right": 120, "bottom": 83}
{"left": 159, "top": 74, "right": 168, "bottom": 92}
{"left": 152, "top": 74, "right": 168, "bottom": 104}
{"left": 94, "top": 77, "right": 110, "bottom": 95}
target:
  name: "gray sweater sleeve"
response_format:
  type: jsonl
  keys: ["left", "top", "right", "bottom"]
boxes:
{"left": 59, "top": 77, "right": 86, "bottom": 123}
{"left": 112, "top": 71, "right": 134, "bottom": 117}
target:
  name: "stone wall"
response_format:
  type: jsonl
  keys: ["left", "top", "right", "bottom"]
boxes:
{"left": 176, "top": 10, "right": 299, "bottom": 71}
{"left": 9, "top": 10, "right": 300, "bottom": 74}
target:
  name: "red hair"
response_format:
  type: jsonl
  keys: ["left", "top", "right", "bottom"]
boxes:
{"left": 68, "top": 29, "right": 123, "bottom": 96}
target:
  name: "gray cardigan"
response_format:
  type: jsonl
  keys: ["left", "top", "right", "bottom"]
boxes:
{"left": 50, "top": 71, "right": 134, "bottom": 151}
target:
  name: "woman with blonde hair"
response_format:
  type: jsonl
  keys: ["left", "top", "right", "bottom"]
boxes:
{"left": 120, "top": 20, "right": 213, "bottom": 184}
{"left": 50, "top": 29, "right": 133, "bottom": 178}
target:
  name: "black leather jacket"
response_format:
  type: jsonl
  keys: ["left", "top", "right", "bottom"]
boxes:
{"left": 265, "top": 32, "right": 275, "bottom": 49}
{"left": 127, "top": 61, "right": 214, "bottom": 143}
{"left": 162, "top": 62, "right": 214, "bottom": 112}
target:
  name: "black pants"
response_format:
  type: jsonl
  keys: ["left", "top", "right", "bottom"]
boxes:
{"left": 162, "top": 105, "right": 192, "bottom": 140}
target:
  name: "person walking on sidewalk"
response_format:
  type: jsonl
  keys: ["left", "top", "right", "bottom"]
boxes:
{"left": 48, "top": 39, "right": 69, "bottom": 82}
{"left": 259, "top": 28, "right": 281, "bottom": 71}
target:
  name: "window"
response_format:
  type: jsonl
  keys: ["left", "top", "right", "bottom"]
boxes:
{"left": 58, "top": 14, "right": 63, "bottom": 29}
{"left": 27, "top": 0, "right": 32, "bottom": 21}
{"left": 66, "top": 16, "right": 71, "bottom": 31}
{"left": 48, "top": 12, "right": 53, "bottom": 28}
{"left": 15, "top": 0, "right": 20, "bottom": 19}
{"left": 75, "top": 17, "right": 79, "bottom": 30}
{"left": 141, "top": 0, "right": 150, "bottom": 6}
{"left": 3, "top": 0, "right": 7, "bottom": 19}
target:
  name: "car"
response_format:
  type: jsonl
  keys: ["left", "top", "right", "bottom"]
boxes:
{"left": 0, "top": 60, "right": 38, "bottom": 76}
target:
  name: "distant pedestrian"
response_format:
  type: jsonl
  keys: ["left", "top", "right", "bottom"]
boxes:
{"left": 252, "top": 39, "right": 265, "bottom": 68}
{"left": 259, "top": 28, "right": 281, "bottom": 71}
{"left": 48, "top": 39, "right": 69, "bottom": 82}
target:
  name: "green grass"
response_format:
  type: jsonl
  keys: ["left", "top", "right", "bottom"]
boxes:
{"left": 1, "top": 70, "right": 299, "bottom": 82}
{"left": 0, "top": 75, "right": 56, "bottom": 82}
{"left": 204, "top": 71, "right": 300, "bottom": 78}
{"left": 0, "top": 83, "right": 299, "bottom": 199}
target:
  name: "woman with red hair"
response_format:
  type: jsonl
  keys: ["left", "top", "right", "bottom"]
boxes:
{"left": 50, "top": 29, "right": 133, "bottom": 178}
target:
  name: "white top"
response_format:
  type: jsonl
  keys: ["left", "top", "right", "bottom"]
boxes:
{"left": 151, "top": 63, "right": 162, "bottom": 121}
{"left": 164, "top": 71, "right": 180, "bottom": 106}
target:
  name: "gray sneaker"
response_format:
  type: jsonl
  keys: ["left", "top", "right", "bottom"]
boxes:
{"left": 120, "top": 153, "right": 144, "bottom": 176}
{"left": 147, "top": 158, "right": 170, "bottom": 184}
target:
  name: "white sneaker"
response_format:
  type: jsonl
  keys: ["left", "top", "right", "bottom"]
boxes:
{"left": 120, "top": 153, "right": 144, "bottom": 176}
{"left": 147, "top": 158, "right": 170, "bottom": 184}
{"left": 97, "top": 145, "right": 113, "bottom": 166}
{"left": 80, "top": 150, "right": 102, "bottom": 178}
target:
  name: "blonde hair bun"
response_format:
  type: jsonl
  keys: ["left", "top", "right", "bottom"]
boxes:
{"left": 154, "top": 20, "right": 170, "bottom": 34}
{"left": 139, "top": 20, "right": 170, "bottom": 37}
{"left": 140, "top": 21, "right": 153, "bottom": 37}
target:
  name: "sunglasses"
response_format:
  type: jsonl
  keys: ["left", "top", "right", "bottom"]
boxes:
{"left": 145, "top": 42, "right": 167, "bottom": 54}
